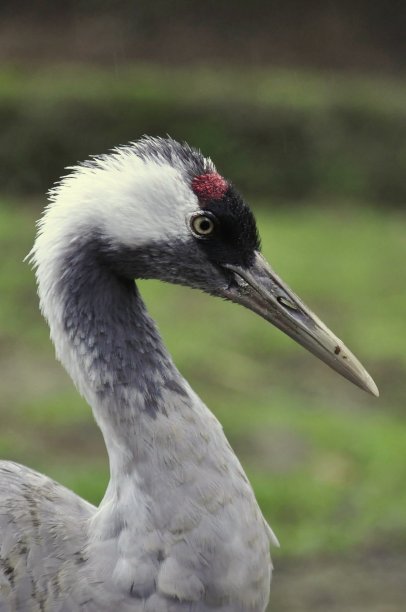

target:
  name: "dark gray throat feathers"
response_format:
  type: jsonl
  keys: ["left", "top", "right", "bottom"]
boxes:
{"left": 58, "top": 236, "right": 186, "bottom": 424}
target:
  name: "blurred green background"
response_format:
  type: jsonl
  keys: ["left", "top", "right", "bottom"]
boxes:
{"left": 0, "top": 2, "right": 405, "bottom": 610}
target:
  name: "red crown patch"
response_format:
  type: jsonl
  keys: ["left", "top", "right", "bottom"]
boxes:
{"left": 192, "top": 173, "right": 228, "bottom": 201}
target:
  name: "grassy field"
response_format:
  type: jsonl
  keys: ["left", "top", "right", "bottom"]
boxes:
{"left": 1, "top": 65, "right": 406, "bottom": 205}
{"left": 2, "top": 64, "right": 406, "bottom": 113}
{"left": 0, "top": 196, "right": 405, "bottom": 568}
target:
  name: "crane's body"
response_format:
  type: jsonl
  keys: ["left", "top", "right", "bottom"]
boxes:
{"left": 0, "top": 137, "right": 377, "bottom": 611}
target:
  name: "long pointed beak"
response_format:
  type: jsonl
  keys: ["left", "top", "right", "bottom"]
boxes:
{"left": 222, "top": 252, "right": 379, "bottom": 397}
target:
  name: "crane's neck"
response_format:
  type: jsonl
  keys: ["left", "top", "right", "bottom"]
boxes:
{"left": 37, "top": 233, "right": 190, "bottom": 481}
{"left": 34, "top": 228, "right": 274, "bottom": 608}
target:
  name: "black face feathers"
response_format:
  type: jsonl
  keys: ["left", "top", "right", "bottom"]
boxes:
{"left": 194, "top": 184, "right": 261, "bottom": 268}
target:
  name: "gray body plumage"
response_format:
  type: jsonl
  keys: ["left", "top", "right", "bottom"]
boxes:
{"left": 0, "top": 139, "right": 274, "bottom": 611}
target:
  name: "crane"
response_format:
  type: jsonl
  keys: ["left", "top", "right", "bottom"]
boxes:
{"left": 0, "top": 137, "right": 378, "bottom": 611}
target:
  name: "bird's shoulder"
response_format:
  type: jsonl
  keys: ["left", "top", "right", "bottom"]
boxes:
{"left": 0, "top": 460, "right": 95, "bottom": 611}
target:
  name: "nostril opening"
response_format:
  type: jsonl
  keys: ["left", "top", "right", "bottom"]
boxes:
{"left": 277, "top": 296, "right": 299, "bottom": 311}
{"left": 226, "top": 272, "right": 249, "bottom": 293}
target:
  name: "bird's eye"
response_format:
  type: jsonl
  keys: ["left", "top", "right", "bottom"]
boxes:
{"left": 190, "top": 213, "right": 215, "bottom": 237}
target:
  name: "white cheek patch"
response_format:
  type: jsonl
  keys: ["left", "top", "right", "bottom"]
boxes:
{"left": 95, "top": 158, "right": 196, "bottom": 248}
{"left": 37, "top": 153, "right": 199, "bottom": 261}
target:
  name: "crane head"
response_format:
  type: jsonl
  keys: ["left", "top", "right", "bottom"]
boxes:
{"left": 47, "top": 136, "right": 378, "bottom": 397}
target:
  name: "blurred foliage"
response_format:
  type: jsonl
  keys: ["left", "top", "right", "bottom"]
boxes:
{"left": 0, "top": 65, "right": 406, "bottom": 205}
{"left": 0, "top": 197, "right": 405, "bottom": 559}
{"left": 0, "top": 1, "right": 405, "bottom": 71}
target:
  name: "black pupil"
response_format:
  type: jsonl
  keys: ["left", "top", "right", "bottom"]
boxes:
{"left": 199, "top": 218, "right": 211, "bottom": 232}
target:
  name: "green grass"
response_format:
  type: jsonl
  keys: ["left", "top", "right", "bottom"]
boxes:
{"left": 1, "top": 64, "right": 406, "bottom": 204}
{"left": 1, "top": 65, "right": 406, "bottom": 115}
{"left": 0, "top": 197, "right": 405, "bottom": 559}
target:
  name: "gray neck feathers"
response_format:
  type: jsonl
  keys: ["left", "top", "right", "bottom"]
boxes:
{"left": 50, "top": 236, "right": 189, "bottom": 476}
